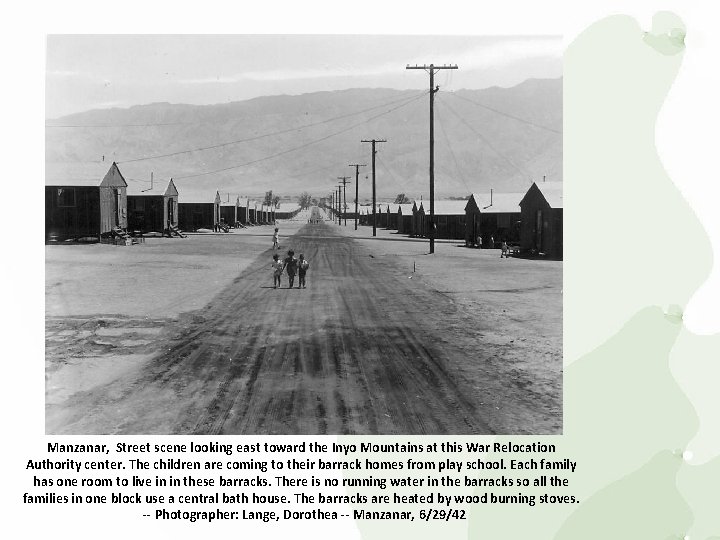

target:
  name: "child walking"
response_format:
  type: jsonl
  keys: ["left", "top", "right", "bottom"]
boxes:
{"left": 283, "top": 250, "right": 298, "bottom": 289}
{"left": 272, "top": 228, "right": 279, "bottom": 250}
{"left": 271, "top": 254, "right": 283, "bottom": 289}
{"left": 298, "top": 254, "right": 310, "bottom": 289}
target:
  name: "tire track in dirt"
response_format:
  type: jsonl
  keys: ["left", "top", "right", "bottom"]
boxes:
{"left": 50, "top": 221, "right": 499, "bottom": 434}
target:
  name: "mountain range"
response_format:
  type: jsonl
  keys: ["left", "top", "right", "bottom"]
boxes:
{"left": 46, "top": 78, "right": 562, "bottom": 201}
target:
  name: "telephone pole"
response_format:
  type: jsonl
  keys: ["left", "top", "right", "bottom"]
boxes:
{"left": 338, "top": 176, "right": 351, "bottom": 226}
{"left": 336, "top": 186, "right": 342, "bottom": 225}
{"left": 361, "top": 139, "right": 386, "bottom": 237}
{"left": 406, "top": 63, "right": 458, "bottom": 254}
{"left": 349, "top": 164, "right": 366, "bottom": 230}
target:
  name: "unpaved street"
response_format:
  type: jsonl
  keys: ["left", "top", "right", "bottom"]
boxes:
{"left": 47, "top": 220, "right": 560, "bottom": 435}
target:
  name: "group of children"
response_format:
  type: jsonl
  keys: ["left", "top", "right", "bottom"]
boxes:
{"left": 271, "top": 251, "right": 309, "bottom": 289}
{"left": 271, "top": 228, "right": 310, "bottom": 289}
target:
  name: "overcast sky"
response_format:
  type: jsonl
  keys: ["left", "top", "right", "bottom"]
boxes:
{"left": 46, "top": 35, "right": 561, "bottom": 119}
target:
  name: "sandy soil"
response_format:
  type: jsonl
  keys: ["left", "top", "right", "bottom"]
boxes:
{"left": 46, "top": 219, "right": 308, "bottom": 318}
{"left": 45, "top": 209, "right": 561, "bottom": 434}
{"left": 337, "top": 221, "right": 562, "bottom": 433}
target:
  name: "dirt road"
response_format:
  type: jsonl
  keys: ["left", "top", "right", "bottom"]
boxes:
{"left": 48, "top": 219, "right": 557, "bottom": 434}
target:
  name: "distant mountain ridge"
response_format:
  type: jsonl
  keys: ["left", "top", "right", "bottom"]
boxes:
{"left": 46, "top": 78, "right": 562, "bottom": 200}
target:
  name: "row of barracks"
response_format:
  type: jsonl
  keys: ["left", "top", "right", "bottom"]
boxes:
{"left": 45, "top": 162, "right": 301, "bottom": 242}
{"left": 353, "top": 182, "right": 563, "bottom": 258}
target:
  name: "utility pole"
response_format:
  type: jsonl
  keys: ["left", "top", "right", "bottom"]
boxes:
{"left": 338, "top": 176, "right": 351, "bottom": 226}
{"left": 337, "top": 184, "right": 342, "bottom": 225}
{"left": 349, "top": 164, "right": 366, "bottom": 230}
{"left": 332, "top": 188, "right": 335, "bottom": 224}
{"left": 336, "top": 186, "right": 341, "bottom": 225}
{"left": 406, "top": 63, "right": 458, "bottom": 254}
{"left": 361, "top": 139, "right": 386, "bottom": 237}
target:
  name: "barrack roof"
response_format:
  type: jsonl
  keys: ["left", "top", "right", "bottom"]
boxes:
{"left": 45, "top": 161, "right": 127, "bottom": 187}
{"left": 468, "top": 192, "right": 523, "bottom": 214}
{"left": 534, "top": 181, "right": 563, "bottom": 208}
{"left": 423, "top": 200, "right": 467, "bottom": 215}
{"left": 179, "top": 191, "right": 220, "bottom": 204}
{"left": 276, "top": 202, "right": 301, "bottom": 212}
{"left": 397, "top": 203, "right": 415, "bottom": 214}
{"left": 126, "top": 178, "right": 178, "bottom": 197}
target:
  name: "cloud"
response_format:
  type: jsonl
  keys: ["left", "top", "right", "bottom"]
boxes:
{"left": 182, "top": 64, "right": 395, "bottom": 84}
{"left": 181, "top": 37, "right": 561, "bottom": 85}
{"left": 47, "top": 70, "right": 81, "bottom": 77}
{"left": 90, "top": 100, "right": 127, "bottom": 110}
{"left": 449, "top": 38, "right": 563, "bottom": 71}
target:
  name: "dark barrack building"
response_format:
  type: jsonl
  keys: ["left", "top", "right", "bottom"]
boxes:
{"left": 519, "top": 181, "right": 563, "bottom": 258}
{"left": 178, "top": 191, "right": 221, "bottom": 232}
{"left": 411, "top": 201, "right": 424, "bottom": 237}
{"left": 428, "top": 200, "right": 467, "bottom": 240}
{"left": 45, "top": 161, "right": 128, "bottom": 242}
{"left": 413, "top": 200, "right": 466, "bottom": 240}
{"left": 220, "top": 195, "right": 240, "bottom": 227}
{"left": 127, "top": 178, "right": 179, "bottom": 235}
{"left": 246, "top": 200, "right": 260, "bottom": 224}
{"left": 384, "top": 204, "right": 401, "bottom": 229}
{"left": 465, "top": 192, "right": 523, "bottom": 248}
{"left": 396, "top": 203, "right": 414, "bottom": 235}
{"left": 275, "top": 203, "right": 302, "bottom": 220}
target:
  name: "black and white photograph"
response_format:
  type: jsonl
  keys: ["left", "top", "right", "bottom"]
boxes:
{"left": 45, "top": 34, "right": 562, "bottom": 435}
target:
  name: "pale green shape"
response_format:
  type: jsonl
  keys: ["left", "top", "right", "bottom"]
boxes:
{"left": 670, "top": 328, "right": 720, "bottom": 464}
{"left": 676, "top": 454, "right": 720, "bottom": 540}
{"left": 549, "top": 12, "right": 718, "bottom": 539}
{"left": 342, "top": 12, "right": 720, "bottom": 540}
{"left": 467, "top": 307, "right": 696, "bottom": 538}
{"left": 564, "top": 12, "right": 710, "bottom": 364}
{"left": 643, "top": 11, "right": 686, "bottom": 56}
{"left": 554, "top": 451, "right": 691, "bottom": 540}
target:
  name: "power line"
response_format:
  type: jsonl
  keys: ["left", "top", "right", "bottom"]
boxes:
{"left": 440, "top": 97, "right": 531, "bottom": 179}
{"left": 124, "top": 177, "right": 152, "bottom": 184}
{"left": 376, "top": 155, "right": 412, "bottom": 192}
{"left": 114, "top": 91, "right": 427, "bottom": 164}
{"left": 46, "top": 91, "right": 428, "bottom": 130}
{"left": 270, "top": 143, "right": 365, "bottom": 181}
{"left": 284, "top": 147, "right": 366, "bottom": 193}
{"left": 285, "top": 162, "right": 348, "bottom": 181}
{"left": 444, "top": 91, "right": 562, "bottom": 135}
{"left": 435, "top": 101, "right": 472, "bottom": 194}
{"left": 173, "top": 93, "right": 425, "bottom": 180}
{"left": 245, "top": 149, "right": 363, "bottom": 187}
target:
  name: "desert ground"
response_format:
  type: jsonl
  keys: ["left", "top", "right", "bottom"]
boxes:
{"left": 45, "top": 208, "right": 562, "bottom": 435}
